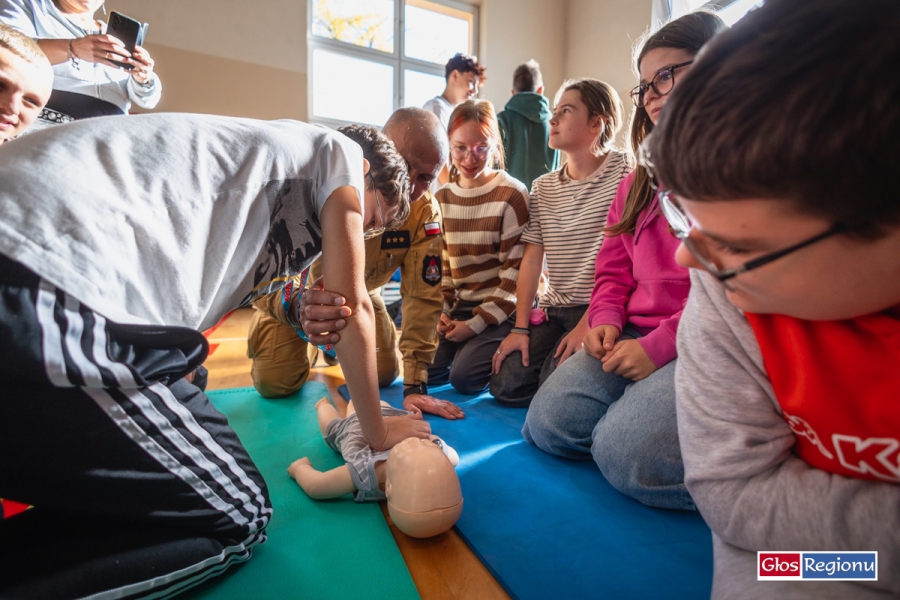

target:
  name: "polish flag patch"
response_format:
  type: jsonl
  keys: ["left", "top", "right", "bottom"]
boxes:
{"left": 424, "top": 222, "right": 441, "bottom": 236}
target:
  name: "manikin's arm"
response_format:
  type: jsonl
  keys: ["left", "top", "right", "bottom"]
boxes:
{"left": 288, "top": 458, "right": 356, "bottom": 500}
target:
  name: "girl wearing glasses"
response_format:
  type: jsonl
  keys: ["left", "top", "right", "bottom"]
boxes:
{"left": 428, "top": 99, "right": 530, "bottom": 394}
{"left": 522, "top": 11, "right": 726, "bottom": 510}
{"left": 491, "top": 78, "right": 634, "bottom": 408}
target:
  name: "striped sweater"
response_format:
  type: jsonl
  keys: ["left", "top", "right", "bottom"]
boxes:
{"left": 437, "top": 171, "right": 530, "bottom": 334}
{"left": 522, "top": 150, "right": 634, "bottom": 307}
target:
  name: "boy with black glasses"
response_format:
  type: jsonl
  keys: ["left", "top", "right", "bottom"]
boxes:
{"left": 651, "top": 0, "right": 900, "bottom": 597}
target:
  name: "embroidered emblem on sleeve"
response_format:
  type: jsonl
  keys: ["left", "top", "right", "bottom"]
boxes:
{"left": 422, "top": 255, "right": 441, "bottom": 286}
{"left": 424, "top": 222, "right": 441, "bottom": 237}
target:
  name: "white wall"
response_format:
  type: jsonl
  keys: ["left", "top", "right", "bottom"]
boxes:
{"left": 104, "top": 0, "right": 650, "bottom": 127}
{"left": 108, "top": 0, "right": 307, "bottom": 71}
{"left": 477, "top": 0, "right": 566, "bottom": 115}
{"left": 565, "top": 0, "right": 652, "bottom": 145}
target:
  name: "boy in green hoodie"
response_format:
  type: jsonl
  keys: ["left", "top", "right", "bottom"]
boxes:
{"left": 497, "top": 60, "right": 559, "bottom": 191}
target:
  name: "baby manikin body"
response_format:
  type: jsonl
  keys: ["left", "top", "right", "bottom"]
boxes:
{"left": 289, "top": 398, "right": 463, "bottom": 538}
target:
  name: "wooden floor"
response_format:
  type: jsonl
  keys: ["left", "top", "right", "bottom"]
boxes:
{"left": 205, "top": 308, "right": 509, "bottom": 600}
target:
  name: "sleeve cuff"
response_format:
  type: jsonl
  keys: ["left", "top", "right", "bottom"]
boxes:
{"left": 465, "top": 314, "right": 488, "bottom": 335}
{"left": 636, "top": 328, "right": 678, "bottom": 369}
{"left": 402, "top": 361, "right": 430, "bottom": 386}
{"left": 588, "top": 307, "right": 625, "bottom": 331}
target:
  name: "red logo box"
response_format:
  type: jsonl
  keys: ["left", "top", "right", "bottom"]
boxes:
{"left": 759, "top": 553, "right": 801, "bottom": 578}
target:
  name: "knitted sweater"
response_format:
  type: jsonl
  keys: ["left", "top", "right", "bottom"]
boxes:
{"left": 436, "top": 171, "right": 529, "bottom": 334}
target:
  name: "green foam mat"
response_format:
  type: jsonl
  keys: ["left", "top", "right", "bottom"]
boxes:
{"left": 185, "top": 384, "right": 420, "bottom": 600}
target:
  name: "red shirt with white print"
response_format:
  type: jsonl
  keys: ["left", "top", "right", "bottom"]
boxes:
{"left": 746, "top": 309, "right": 900, "bottom": 483}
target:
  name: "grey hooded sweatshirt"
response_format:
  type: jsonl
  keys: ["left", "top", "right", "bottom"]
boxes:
{"left": 497, "top": 92, "right": 559, "bottom": 191}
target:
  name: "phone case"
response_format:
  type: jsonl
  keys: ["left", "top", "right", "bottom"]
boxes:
{"left": 106, "top": 11, "right": 148, "bottom": 71}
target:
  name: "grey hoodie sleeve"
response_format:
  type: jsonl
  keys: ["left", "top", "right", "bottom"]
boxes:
{"left": 676, "top": 270, "right": 899, "bottom": 596}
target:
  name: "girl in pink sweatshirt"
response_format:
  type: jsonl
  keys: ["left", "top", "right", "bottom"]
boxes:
{"left": 522, "top": 11, "right": 726, "bottom": 510}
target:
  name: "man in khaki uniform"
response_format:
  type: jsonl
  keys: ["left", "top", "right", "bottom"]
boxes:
{"left": 248, "top": 108, "right": 464, "bottom": 419}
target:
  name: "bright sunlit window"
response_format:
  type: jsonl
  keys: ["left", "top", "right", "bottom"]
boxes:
{"left": 309, "top": 0, "right": 477, "bottom": 127}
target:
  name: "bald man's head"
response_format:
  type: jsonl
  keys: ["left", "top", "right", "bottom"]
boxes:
{"left": 382, "top": 108, "right": 448, "bottom": 201}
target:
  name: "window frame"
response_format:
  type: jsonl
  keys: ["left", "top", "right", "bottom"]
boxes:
{"left": 307, "top": 0, "right": 478, "bottom": 129}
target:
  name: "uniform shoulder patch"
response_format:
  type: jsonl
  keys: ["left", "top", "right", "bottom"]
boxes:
{"left": 423, "top": 222, "right": 441, "bottom": 237}
{"left": 422, "top": 255, "right": 441, "bottom": 286}
{"left": 381, "top": 230, "right": 411, "bottom": 249}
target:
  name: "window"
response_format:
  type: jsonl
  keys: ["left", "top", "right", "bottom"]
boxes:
{"left": 309, "top": 0, "right": 477, "bottom": 128}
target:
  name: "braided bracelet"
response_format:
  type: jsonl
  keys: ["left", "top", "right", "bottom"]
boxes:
{"left": 510, "top": 327, "right": 531, "bottom": 336}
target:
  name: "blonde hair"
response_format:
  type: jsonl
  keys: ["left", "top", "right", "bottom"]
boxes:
{"left": 554, "top": 78, "right": 622, "bottom": 156}
{"left": 0, "top": 24, "right": 50, "bottom": 67}
{"left": 446, "top": 99, "right": 505, "bottom": 183}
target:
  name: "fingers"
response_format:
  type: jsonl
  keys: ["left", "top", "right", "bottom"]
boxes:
{"left": 601, "top": 349, "right": 624, "bottom": 373}
{"left": 556, "top": 340, "right": 581, "bottom": 366}
{"left": 307, "top": 332, "right": 339, "bottom": 345}
{"left": 377, "top": 416, "right": 432, "bottom": 450}
{"left": 434, "top": 400, "right": 465, "bottom": 419}
{"left": 304, "top": 287, "right": 346, "bottom": 308}
{"left": 303, "top": 317, "right": 347, "bottom": 335}
{"left": 491, "top": 348, "right": 507, "bottom": 374}
{"left": 553, "top": 333, "right": 571, "bottom": 359}
{"left": 602, "top": 326, "right": 620, "bottom": 351}
{"left": 287, "top": 457, "right": 312, "bottom": 476}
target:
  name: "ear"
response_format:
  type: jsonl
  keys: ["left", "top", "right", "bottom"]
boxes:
{"left": 510, "top": 89, "right": 515, "bottom": 96}
{"left": 363, "top": 158, "right": 371, "bottom": 177}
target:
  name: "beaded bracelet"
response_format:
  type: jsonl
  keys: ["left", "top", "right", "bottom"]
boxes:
{"left": 510, "top": 327, "right": 531, "bottom": 336}
{"left": 67, "top": 39, "right": 80, "bottom": 70}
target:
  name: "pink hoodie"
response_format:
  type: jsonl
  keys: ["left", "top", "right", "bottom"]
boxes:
{"left": 587, "top": 172, "right": 691, "bottom": 368}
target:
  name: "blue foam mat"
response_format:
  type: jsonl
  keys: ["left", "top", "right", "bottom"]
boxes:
{"left": 341, "top": 381, "right": 713, "bottom": 600}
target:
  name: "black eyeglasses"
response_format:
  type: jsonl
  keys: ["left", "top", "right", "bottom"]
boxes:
{"left": 629, "top": 61, "right": 693, "bottom": 108}
{"left": 659, "top": 190, "right": 843, "bottom": 291}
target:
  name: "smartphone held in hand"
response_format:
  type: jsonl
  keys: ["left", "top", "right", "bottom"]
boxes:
{"left": 106, "top": 11, "right": 148, "bottom": 70}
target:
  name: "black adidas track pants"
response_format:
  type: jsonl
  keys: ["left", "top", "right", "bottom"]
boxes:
{"left": 0, "top": 256, "right": 271, "bottom": 599}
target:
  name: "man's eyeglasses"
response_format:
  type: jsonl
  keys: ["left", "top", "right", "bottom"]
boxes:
{"left": 659, "top": 190, "right": 842, "bottom": 291}
{"left": 629, "top": 61, "right": 693, "bottom": 108}
{"left": 450, "top": 144, "right": 492, "bottom": 161}
{"left": 363, "top": 174, "right": 386, "bottom": 240}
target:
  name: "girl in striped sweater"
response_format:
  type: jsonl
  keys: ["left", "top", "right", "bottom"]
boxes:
{"left": 490, "top": 78, "right": 634, "bottom": 407}
{"left": 428, "top": 99, "right": 530, "bottom": 394}
{"left": 523, "top": 12, "right": 726, "bottom": 510}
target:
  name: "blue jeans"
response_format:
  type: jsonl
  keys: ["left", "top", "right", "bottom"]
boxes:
{"left": 521, "top": 343, "right": 695, "bottom": 511}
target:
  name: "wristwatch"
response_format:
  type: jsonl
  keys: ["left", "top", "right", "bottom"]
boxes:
{"left": 403, "top": 383, "right": 428, "bottom": 398}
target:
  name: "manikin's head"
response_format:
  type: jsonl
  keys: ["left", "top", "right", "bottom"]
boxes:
{"left": 385, "top": 437, "right": 463, "bottom": 538}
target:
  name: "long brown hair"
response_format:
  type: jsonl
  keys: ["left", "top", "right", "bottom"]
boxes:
{"left": 606, "top": 11, "right": 726, "bottom": 236}
{"left": 446, "top": 99, "right": 505, "bottom": 184}
{"left": 554, "top": 78, "right": 622, "bottom": 156}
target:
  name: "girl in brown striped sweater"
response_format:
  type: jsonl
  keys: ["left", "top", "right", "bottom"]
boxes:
{"left": 427, "top": 99, "right": 530, "bottom": 394}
